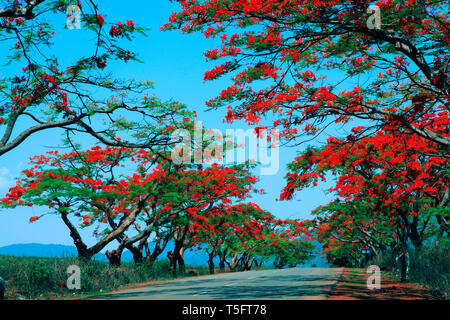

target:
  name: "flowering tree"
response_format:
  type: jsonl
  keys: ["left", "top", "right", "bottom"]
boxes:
{"left": 281, "top": 130, "right": 448, "bottom": 237}
{"left": 0, "top": 0, "right": 186, "bottom": 156}
{"left": 263, "top": 219, "right": 314, "bottom": 269}
{"left": 164, "top": 0, "right": 449, "bottom": 147}
{"left": 2, "top": 110, "right": 267, "bottom": 268}
{"left": 103, "top": 160, "right": 261, "bottom": 268}
{"left": 163, "top": 1, "right": 449, "bottom": 277}
{"left": 1, "top": 145, "right": 164, "bottom": 261}
{"left": 311, "top": 199, "right": 397, "bottom": 267}
{"left": 280, "top": 127, "right": 448, "bottom": 279}
{"left": 188, "top": 202, "right": 273, "bottom": 273}
{"left": 158, "top": 162, "right": 262, "bottom": 273}
{"left": 190, "top": 202, "right": 313, "bottom": 273}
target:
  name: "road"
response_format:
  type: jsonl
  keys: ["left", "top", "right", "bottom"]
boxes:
{"left": 92, "top": 267, "right": 344, "bottom": 300}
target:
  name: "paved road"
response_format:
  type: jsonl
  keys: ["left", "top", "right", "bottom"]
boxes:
{"left": 92, "top": 267, "right": 344, "bottom": 300}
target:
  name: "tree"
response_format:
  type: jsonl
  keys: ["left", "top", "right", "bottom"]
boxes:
{"left": 0, "top": 101, "right": 192, "bottom": 263}
{"left": 311, "top": 199, "right": 397, "bottom": 267}
{"left": 2, "top": 125, "right": 266, "bottom": 268}
{"left": 0, "top": 0, "right": 185, "bottom": 156}
{"left": 163, "top": 0, "right": 449, "bottom": 148}
{"left": 189, "top": 202, "right": 275, "bottom": 274}
{"left": 281, "top": 129, "right": 448, "bottom": 237}
{"left": 159, "top": 162, "right": 263, "bottom": 273}
{"left": 1, "top": 144, "right": 164, "bottom": 261}
{"left": 280, "top": 127, "right": 448, "bottom": 279}
{"left": 191, "top": 203, "right": 313, "bottom": 272}
{"left": 163, "top": 2, "right": 449, "bottom": 279}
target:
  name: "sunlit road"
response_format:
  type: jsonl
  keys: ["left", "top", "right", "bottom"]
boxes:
{"left": 92, "top": 267, "right": 344, "bottom": 300}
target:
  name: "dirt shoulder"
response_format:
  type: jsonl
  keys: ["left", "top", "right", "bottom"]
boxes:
{"left": 328, "top": 268, "right": 439, "bottom": 300}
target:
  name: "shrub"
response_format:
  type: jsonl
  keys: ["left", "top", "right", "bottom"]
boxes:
{"left": 29, "top": 261, "right": 54, "bottom": 290}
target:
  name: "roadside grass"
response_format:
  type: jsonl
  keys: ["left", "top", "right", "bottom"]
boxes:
{"left": 0, "top": 255, "right": 211, "bottom": 300}
{"left": 408, "top": 244, "right": 449, "bottom": 297}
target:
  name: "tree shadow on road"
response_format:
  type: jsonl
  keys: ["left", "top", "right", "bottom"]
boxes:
{"left": 94, "top": 272, "right": 342, "bottom": 300}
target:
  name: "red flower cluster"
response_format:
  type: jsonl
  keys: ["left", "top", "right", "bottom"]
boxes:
{"left": 109, "top": 20, "right": 135, "bottom": 38}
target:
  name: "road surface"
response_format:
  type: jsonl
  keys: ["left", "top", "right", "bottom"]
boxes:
{"left": 92, "top": 267, "right": 344, "bottom": 300}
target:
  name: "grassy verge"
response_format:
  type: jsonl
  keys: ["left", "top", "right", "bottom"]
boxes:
{"left": 0, "top": 255, "right": 212, "bottom": 300}
{"left": 407, "top": 245, "right": 449, "bottom": 297}
{"left": 369, "top": 244, "right": 449, "bottom": 298}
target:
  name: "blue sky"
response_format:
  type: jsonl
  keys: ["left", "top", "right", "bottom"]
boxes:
{"left": 0, "top": 1, "right": 340, "bottom": 248}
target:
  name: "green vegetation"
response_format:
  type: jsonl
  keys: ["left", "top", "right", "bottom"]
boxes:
{"left": 370, "top": 243, "right": 450, "bottom": 298}
{"left": 0, "top": 255, "right": 211, "bottom": 300}
{"left": 408, "top": 245, "right": 450, "bottom": 297}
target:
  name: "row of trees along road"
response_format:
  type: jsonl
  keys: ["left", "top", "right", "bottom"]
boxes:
{"left": 162, "top": 0, "right": 449, "bottom": 282}
{"left": 0, "top": 1, "right": 448, "bottom": 280}
{"left": 0, "top": 0, "right": 313, "bottom": 273}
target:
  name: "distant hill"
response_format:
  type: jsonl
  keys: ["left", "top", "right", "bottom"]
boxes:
{"left": 0, "top": 242, "right": 208, "bottom": 265}
{"left": 0, "top": 242, "right": 330, "bottom": 267}
{"left": 0, "top": 243, "right": 79, "bottom": 258}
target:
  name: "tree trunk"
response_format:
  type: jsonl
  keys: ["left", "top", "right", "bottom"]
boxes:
{"left": 399, "top": 227, "right": 408, "bottom": 282}
{"left": 226, "top": 252, "right": 241, "bottom": 271}
{"left": 147, "top": 247, "right": 162, "bottom": 267}
{"left": 208, "top": 254, "right": 215, "bottom": 274}
{"left": 407, "top": 215, "right": 423, "bottom": 249}
{"left": 167, "top": 251, "right": 176, "bottom": 273}
{"left": 219, "top": 251, "right": 226, "bottom": 272}
{"left": 106, "top": 249, "right": 123, "bottom": 267}
{"left": 0, "top": 276, "right": 5, "bottom": 300}
{"left": 123, "top": 243, "right": 143, "bottom": 264}
{"left": 239, "top": 253, "right": 250, "bottom": 270}
{"left": 146, "top": 232, "right": 172, "bottom": 267}
{"left": 400, "top": 254, "right": 407, "bottom": 282}
{"left": 177, "top": 246, "right": 186, "bottom": 274}
{"left": 72, "top": 195, "right": 148, "bottom": 263}
{"left": 244, "top": 256, "right": 254, "bottom": 271}
{"left": 172, "top": 225, "right": 189, "bottom": 274}
{"left": 130, "top": 246, "right": 143, "bottom": 264}
{"left": 168, "top": 244, "right": 186, "bottom": 274}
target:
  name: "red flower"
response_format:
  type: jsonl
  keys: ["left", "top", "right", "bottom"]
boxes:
{"left": 29, "top": 216, "right": 38, "bottom": 223}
